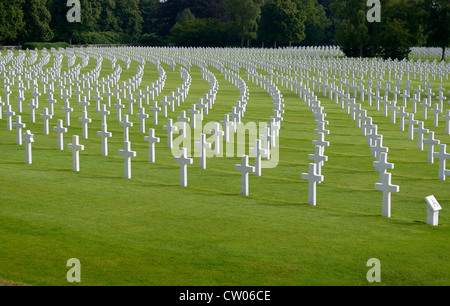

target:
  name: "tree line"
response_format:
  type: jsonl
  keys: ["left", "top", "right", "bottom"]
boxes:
{"left": 0, "top": 0, "right": 448, "bottom": 60}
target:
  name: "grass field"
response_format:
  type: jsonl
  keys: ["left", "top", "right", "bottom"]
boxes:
{"left": 0, "top": 48, "right": 449, "bottom": 286}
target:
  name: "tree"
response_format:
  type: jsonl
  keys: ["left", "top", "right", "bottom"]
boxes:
{"left": 331, "top": 0, "right": 371, "bottom": 57}
{"left": 21, "top": 0, "right": 53, "bottom": 42}
{"left": 114, "top": 0, "right": 143, "bottom": 41}
{"left": 0, "top": 0, "right": 25, "bottom": 44}
{"left": 170, "top": 17, "right": 227, "bottom": 47}
{"left": 225, "top": 0, "right": 263, "bottom": 47}
{"left": 47, "top": 0, "right": 99, "bottom": 43}
{"left": 425, "top": 0, "right": 450, "bottom": 61}
{"left": 377, "top": 0, "right": 427, "bottom": 60}
{"left": 258, "top": 0, "right": 306, "bottom": 47}
{"left": 295, "top": 0, "right": 331, "bottom": 46}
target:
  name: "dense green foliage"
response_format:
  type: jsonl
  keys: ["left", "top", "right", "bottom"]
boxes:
{"left": 0, "top": 0, "right": 448, "bottom": 58}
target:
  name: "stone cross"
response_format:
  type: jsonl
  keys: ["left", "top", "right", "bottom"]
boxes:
{"left": 78, "top": 110, "right": 92, "bottom": 139}
{"left": 136, "top": 107, "right": 149, "bottom": 134}
{"left": 12, "top": 115, "right": 26, "bottom": 145}
{"left": 414, "top": 121, "right": 429, "bottom": 151}
{"left": 67, "top": 135, "right": 84, "bottom": 172}
{"left": 249, "top": 139, "right": 267, "bottom": 177}
{"left": 194, "top": 133, "right": 212, "bottom": 169}
{"left": 443, "top": 110, "right": 450, "bottom": 135}
{"left": 160, "top": 96, "right": 170, "bottom": 118}
{"left": 301, "top": 163, "right": 324, "bottom": 206}
{"left": 163, "top": 118, "right": 178, "bottom": 148}
{"left": 423, "top": 131, "right": 440, "bottom": 164}
{"left": 120, "top": 114, "right": 133, "bottom": 142}
{"left": 177, "top": 110, "right": 190, "bottom": 138}
{"left": 40, "top": 107, "right": 53, "bottom": 135}
{"left": 23, "top": 130, "right": 35, "bottom": 164}
{"left": 430, "top": 103, "right": 441, "bottom": 127}
{"left": 97, "top": 123, "right": 112, "bottom": 156}
{"left": 3, "top": 104, "right": 16, "bottom": 131}
{"left": 405, "top": 113, "right": 419, "bottom": 140}
{"left": 149, "top": 101, "right": 161, "bottom": 125}
{"left": 119, "top": 141, "right": 137, "bottom": 179}
{"left": 62, "top": 100, "right": 74, "bottom": 126}
{"left": 220, "top": 114, "right": 231, "bottom": 143}
{"left": 27, "top": 98, "right": 37, "bottom": 123}
{"left": 53, "top": 119, "right": 68, "bottom": 150}
{"left": 396, "top": 106, "right": 408, "bottom": 131}
{"left": 187, "top": 104, "right": 200, "bottom": 129}
{"left": 174, "top": 147, "right": 193, "bottom": 187}
{"left": 144, "top": 128, "right": 160, "bottom": 163}
{"left": 375, "top": 172, "right": 400, "bottom": 218}
{"left": 433, "top": 144, "right": 450, "bottom": 180}
{"left": 235, "top": 155, "right": 255, "bottom": 196}
{"left": 373, "top": 152, "right": 394, "bottom": 181}
{"left": 209, "top": 122, "right": 224, "bottom": 155}
{"left": 308, "top": 145, "right": 328, "bottom": 178}
{"left": 114, "top": 99, "right": 125, "bottom": 122}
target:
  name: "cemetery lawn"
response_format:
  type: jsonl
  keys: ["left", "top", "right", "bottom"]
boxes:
{"left": 0, "top": 52, "right": 449, "bottom": 286}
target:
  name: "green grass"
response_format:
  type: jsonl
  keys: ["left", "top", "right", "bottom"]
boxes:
{"left": 0, "top": 50, "right": 449, "bottom": 286}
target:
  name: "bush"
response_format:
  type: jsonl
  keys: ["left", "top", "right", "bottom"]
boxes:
{"left": 23, "top": 42, "right": 70, "bottom": 50}
{"left": 72, "top": 32, "right": 133, "bottom": 45}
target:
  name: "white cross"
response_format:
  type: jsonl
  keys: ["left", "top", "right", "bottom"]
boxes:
{"left": 312, "top": 132, "right": 330, "bottom": 156}
{"left": 388, "top": 102, "right": 400, "bottom": 124}
{"left": 370, "top": 135, "right": 389, "bottom": 161}
{"left": 194, "top": 133, "right": 212, "bottom": 170}
{"left": 187, "top": 104, "right": 200, "bottom": 129}
{"left": 433, "top": 144, "right": 450, "bottom": 180}
{"left": 136, "top": 107, "right": 149, "bottom": 134}
{"left": 160, "top": 96, "right": 170, "bottom": 118}
{"left": 3, "top": 104, "right": 15, "bottom": 131}
{"left": 396, "top": 106, "right": 409, "bottom": 131}
{"left": 177, "top": 110, "right": 190, "bottom": 138}
{"left": 78, "top": 111, "right": 92, "bottom": 140}
{"left": 149, "top": 101, "right": 161, "bottom": 125}
{"left": 414, "top": 121, "right": 429, "bottom": 151}
{"left": 53, "top": 119, "right": 68, "bottom": 151}
{"left": 235, "top": 155, "right": 255, "bottom": 196}
{"left": 119, "top": 141, "right": 137, "bottom": 179}
{"left": 419, "top": 98, "right": 430, "bottom": 120}
{"left": 430, "top": 103, "right": 442, "bottom": 127}
{"left": 120, "top": 114, "right": 134, "bottom": 142}
{"left": 97, "top": 104, "right": 110, "bottom": 126}
{"left": 220, "top": 114, "right": 231, "bottom": 143}
{"left": 93, "top": 91, "right": 104, "bottom": 112}
{"left": 375, "top": 172, "right": 400, "bottom": 218}
{"left": 174, "top": 148, "right": 193, "bottom": 187}
{"left": 23, "top": 130, "right": 35, "bottom": 165}
{"left": 373, "top": 152, "right": 394, "bottom": 181}
{"left": 163, "top": 118, "right": 178, "bottom": 149}
{"left": 308, "top": 145, "right": 328, "bottom": 178}
{"left": 144, "top": 128, "right": 160, "bottom": 163}
{"left": 12, "top": 115, "right": 26, "bottom": 145}
{"left": 209, "top": 122, "right": 224, "bottom": 155}
{"left": 301, "top": 163, "right": 324, "bottom": 206}
{"left": 62, "top": 100, "right": 74, "bottom": 126}
{"left": 405, "top": 113, "right": 419, "bottom": 140}
{"left": 423, "top": 131, "right": 440, "bottom": 164}
{"left": 442, "top": 110, "right": 450, "bottom": 135}
{"left": 410, "top": 94, "right": 420, "bottom": 114}
{"left": 249, "top": 139, "right": 267, "bottom": 177}
{"left": 114, "top": 99, "right": 125, "bottom": 122}
{"left": 67, "top": 135, "right": 84, "bottom": 172}
{"left": 97, "top": 123, "right": 112, "bottom": 156}
{"left": 39, "top": 107, "right": 53, "bottom": 135}
{"left": 125, "top": 94, "right": 135, "bottom": 115}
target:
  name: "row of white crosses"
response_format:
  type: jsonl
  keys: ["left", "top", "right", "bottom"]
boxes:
{"left": 274, "top": 51, "right": 450, "bottom": 182}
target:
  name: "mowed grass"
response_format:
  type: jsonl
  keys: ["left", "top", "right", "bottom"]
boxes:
{"left": 0, "top": 50, "right": 449, "bottom": 286}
